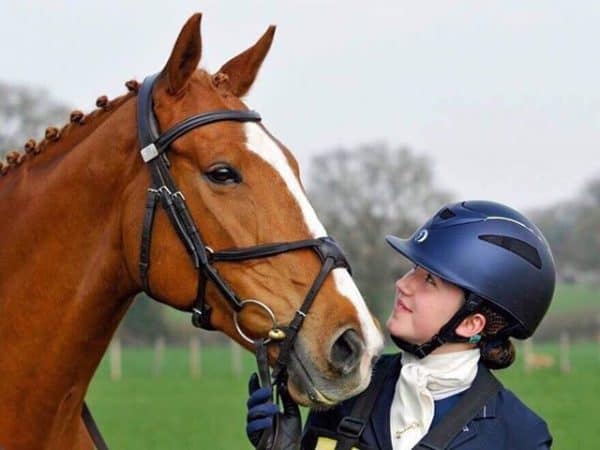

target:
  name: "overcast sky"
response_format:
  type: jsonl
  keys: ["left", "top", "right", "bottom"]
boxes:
{"left": 1, "top": 1, "right": 598, "bottom": 211}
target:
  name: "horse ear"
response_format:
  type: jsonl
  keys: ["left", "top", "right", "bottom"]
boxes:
{"left": 216, "top": 25, "right": 276, "bottom": 97}
{"left": 162, "top": 13, "right": 202, "bottom": 95}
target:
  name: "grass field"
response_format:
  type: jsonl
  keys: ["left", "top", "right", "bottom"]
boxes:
{"left": 87, "top": 341, "right": 600, "bottom": 449}
{"left": 547, "top": 284, "right": 599, "bottom": 314}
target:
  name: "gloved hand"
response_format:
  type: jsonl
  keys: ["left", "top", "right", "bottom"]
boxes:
{"left": 247, "top": 373, "right": 278, "bottom": 447}
{"left": 246, "top": 373, "right": 302, "bottom": 450}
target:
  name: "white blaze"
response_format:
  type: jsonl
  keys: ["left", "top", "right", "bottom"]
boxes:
{"left": 243, "top": 123, "right": 384, "bottom": 360}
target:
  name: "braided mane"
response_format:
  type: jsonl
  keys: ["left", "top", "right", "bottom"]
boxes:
{"left": 0, "top": 80, "right": 140, "bottom": 177}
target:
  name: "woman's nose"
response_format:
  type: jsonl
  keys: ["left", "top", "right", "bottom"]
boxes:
{"left": 396, "top": 271, "right": 414, "bottom": 294}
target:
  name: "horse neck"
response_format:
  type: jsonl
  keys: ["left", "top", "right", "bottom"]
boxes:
{"left": 0, "top": 95, "right": 142, "bottom": 439}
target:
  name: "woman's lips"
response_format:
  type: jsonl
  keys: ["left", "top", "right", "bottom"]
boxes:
{"left": 395, "top": 297, "right": 413, "bottom": 313}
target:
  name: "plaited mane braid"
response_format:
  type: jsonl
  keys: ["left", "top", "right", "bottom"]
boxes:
{"left": 96, "top": 96, "right": 109, "bottom": 110}
{"left": 0, "top": 80, "right": 140, "bottom": 177}
{"left": 45, "top": 127, "right": 60, "bottom": 142}
{"left": 125, "top": 79, "right": 139, "bottom": 93}
{"left": 70, "top": 110, "right": 85, "bottom": 125}
{"left": 6, "top": 151, "right": 24, "bottom": 166}
{"left": 24, "top": 139, "right": 39, "bottom": 155}
{"left": 212, "top": 71, "right": 229, "bottom": 88}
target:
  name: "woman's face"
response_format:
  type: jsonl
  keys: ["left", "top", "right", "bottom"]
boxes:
{"left": 386, "top": 265, "right": 465, "bottom": 345}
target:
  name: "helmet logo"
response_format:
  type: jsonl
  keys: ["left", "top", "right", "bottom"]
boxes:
{"left": 415, "top": 229, "right": 428, "bottom": 243}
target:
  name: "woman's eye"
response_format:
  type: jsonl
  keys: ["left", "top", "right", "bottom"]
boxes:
{"left": 205, "top": 165, "right": 242, "bottom": 185}
{"left": 425, "top": 273, "right": 436, "bottom": 285}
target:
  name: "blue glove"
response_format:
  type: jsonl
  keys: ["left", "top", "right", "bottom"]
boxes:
{"left": 247, "top": 372, "right": 279, "bottom": 446}
{"left": 246, "top": 373, "right": 302, "bottom": 450}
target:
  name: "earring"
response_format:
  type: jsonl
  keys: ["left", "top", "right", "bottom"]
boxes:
{"left": 468, "top": 334, "right": 481, "bottom": 344}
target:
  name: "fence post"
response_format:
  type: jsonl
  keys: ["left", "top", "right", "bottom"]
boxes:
{"left": 189, "top": 336, "right": 201, "bottom": 379}
{"left": 231, "top": 340, "right": 242, "bottom": 377}
{"left": 110, "top": 337, "right": 122, "bottom": 381}
{"left": 523, "top": 338, "right": 533, "bottom": 373}
{"left": 153, "top": 336, "right": 165, "bottom": 377}
{"left": 560, "top": 331, "right": 571, "bottom": 374}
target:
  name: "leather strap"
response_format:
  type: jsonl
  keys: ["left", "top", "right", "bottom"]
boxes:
{"left": 211, "top": 239, "right": 324, "bottom": 262}
{"left": 271, "top": 257, "right": 336, "bottom": 382}
{"left": 82, "top": 402, "right": 109, "bottom": 450}
{"left": 136, "top": 72, "right": 260, "bottom": 160}
{"left": 155, "top": 110, "right": 261, "bottom": 154}
{"left": 255, "top": 339, "right": 272, "bottom": 389}
{"left": 137, "top": 72, "right": 161, "bottom": 146}
{"left": 139, "top": 188, "right": 160, "bottom": 295}
{"left": 276, "top": 237, "right": 350, "bottom": 376}
{"left": 333, "top": 357, "right": 398, "bottom": 450}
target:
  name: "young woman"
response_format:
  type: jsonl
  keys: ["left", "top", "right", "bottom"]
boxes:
{"left": 246, "top": 200, "right": 555, "bottom": 450}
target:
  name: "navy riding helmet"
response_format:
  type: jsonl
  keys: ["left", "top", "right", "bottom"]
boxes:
{"left": 386, "top": 200, "right": 556, "bottom": 358}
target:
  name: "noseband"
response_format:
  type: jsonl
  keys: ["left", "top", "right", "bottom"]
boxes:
{"left": 136, "top": 73, "right": 352, "bottom": 386}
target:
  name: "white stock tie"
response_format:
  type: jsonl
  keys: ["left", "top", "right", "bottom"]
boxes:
{"left": 389, "top": 349, "right": 480, "bottom": 450}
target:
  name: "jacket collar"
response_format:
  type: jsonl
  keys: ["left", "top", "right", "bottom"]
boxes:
{"left": 370, "top": 357, "right": 498, "bottom": 450}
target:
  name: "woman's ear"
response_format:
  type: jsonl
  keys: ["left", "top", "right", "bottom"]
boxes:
{"left": 455, "top": 313, "right": 486, "bottom": 339}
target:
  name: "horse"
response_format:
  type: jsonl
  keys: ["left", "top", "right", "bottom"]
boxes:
{"left": 0, "top": 13, "right": 383, "bottom": 450}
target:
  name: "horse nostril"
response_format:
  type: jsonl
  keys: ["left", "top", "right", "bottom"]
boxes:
{"left": 329, "top": 329, "right": 364, "bottom": 375}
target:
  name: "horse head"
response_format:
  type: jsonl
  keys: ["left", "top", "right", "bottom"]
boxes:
{"left": 119, "top": 14, "right": 383, "bottom": 406}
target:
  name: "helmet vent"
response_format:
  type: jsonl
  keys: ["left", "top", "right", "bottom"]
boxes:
{"left": 479, "top": 234, "right": 542, "bottom": 269}
{"left": 438, "top": 208, "right": 456, "bottom": 220}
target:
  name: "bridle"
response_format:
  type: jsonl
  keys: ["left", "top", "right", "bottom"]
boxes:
{"left": 137, "top": 72, "right": 352, "bottom": 385}
{"left": 83, "top": 72, "right": 353, "bottom": 450}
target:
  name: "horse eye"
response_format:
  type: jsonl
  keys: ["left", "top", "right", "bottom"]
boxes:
{"left": 205, "top": 165, "right": 242, "bottom": 185}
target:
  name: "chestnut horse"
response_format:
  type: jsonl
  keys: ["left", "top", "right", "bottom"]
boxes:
{"left": 0, "top": 13, "right": 383, "bottom": 450}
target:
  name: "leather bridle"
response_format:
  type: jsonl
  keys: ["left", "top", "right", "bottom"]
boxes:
{"left": 83, "top": 72, "right": 354, "bottom": 449}
{"left": 137, "top": 72, "right": 352, "bottom": 384}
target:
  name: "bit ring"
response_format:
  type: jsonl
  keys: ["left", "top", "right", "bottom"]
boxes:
{"left": 233, "top": 299, "right": 285, "bottom": 344}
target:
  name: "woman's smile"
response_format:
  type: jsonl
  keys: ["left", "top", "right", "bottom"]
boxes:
{"left": 394, "top": 296, "right": 413, "bottom": 313}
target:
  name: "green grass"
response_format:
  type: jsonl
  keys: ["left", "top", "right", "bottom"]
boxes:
{"left": 87, "top": 342, "right": 600, "bottom": 449}
{"left": 497, "top": 341, "right": 600, "bottom": 450}
{"left": 548, "top": 283, "right": 599, "bottom": 314}
{"left": 88, "top": 347, "right": 258, "bottom": 450}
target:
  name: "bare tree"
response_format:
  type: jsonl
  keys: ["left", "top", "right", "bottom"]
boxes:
{"left": 306, "top": 142, "right": 452, "bottom": 319}
{"left": 530, "top": 173, "right": 600, "bottom": 281}
{"left": 581, "top": 177, "right": 600, "bottom": 207}
{"left": 0, "top": 80, "right": 70, "bottom": 158}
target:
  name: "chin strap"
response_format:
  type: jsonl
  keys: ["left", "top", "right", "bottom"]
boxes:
{"left": 391, "top": 294, "right": 484, "bottom": 358}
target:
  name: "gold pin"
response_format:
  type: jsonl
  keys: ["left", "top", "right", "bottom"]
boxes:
{"left": 395, "top": 423, "right": 419, "bottom": 438}
{"left": 268, "top": 328, "right": 286, "bottom": 341}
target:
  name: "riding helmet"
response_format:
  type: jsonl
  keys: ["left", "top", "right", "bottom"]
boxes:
{"left": 386, "top": 200, "right": 556, "bottom": 339}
